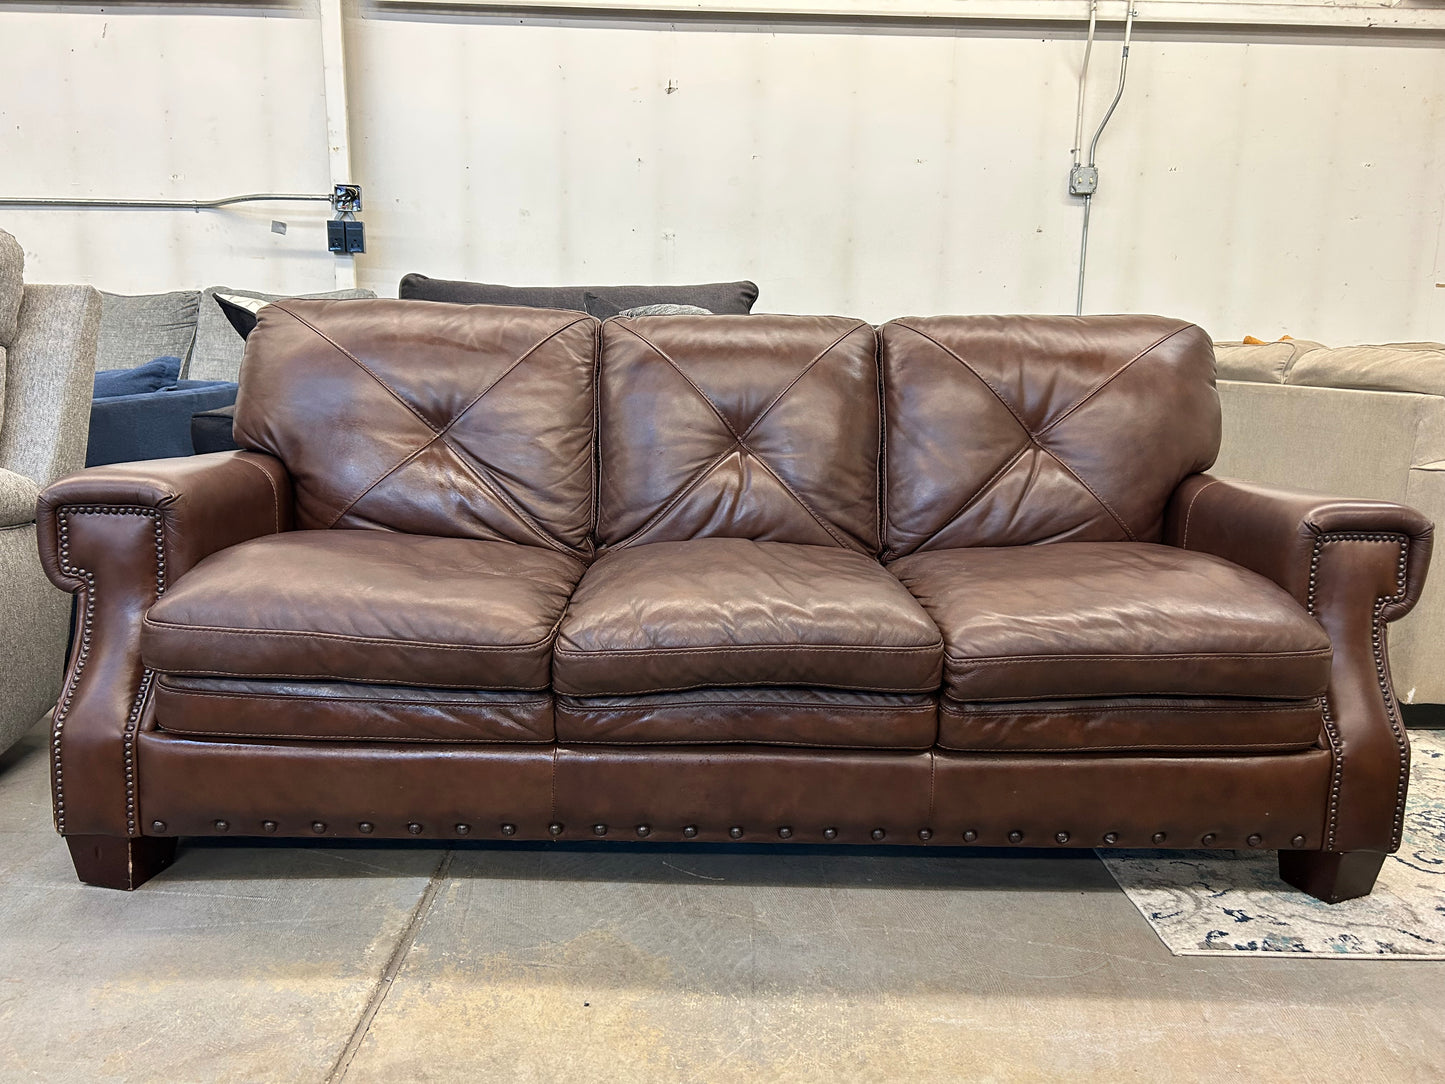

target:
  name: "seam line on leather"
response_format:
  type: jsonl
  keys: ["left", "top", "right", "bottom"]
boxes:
{"left": 323, "top": 319, "right": 587, "bottom": 533}
{"left": 155, "top": 727, "right": 551, "bottom": 744}
{"left": 894, "top": 320, "right": 1138, "bottom": 544}
{"left": 938, "top": 742, "right": 1318, "bottom": 753}
{"left": 554, "top": 642, "right": 944, "bottom": 658}
{"left": 913, "top": 442, "right": 1031, "bottom": 555}
{"left": 1179, "top": 477, "right": 1220, "bottom": 549}
{"left": 144, "top": 617, "right": 562, "bottom": 652}
{"left": 1040, "top": 446, "right": 1137, "bottom": 542}
{"left": 944, "top": 646, "right": 1332, "bottom": 664}
{"left": 235, "top": 454, "right": 283, "bottom": 532}
{"left": 153, "top": 668, "right": 551, "bottom": 690}
{"left": 1034, "top": 323, "right": 1192, "bottom": 438}
{"left": 945, "top": 703, "right": 1321, "bottom": 716}
{"left": 743, "top": 452, "right": 865, "bottom": 552}
{"left": 609, "top": 320, "right": 875, "bottom": 552}
{"left": 155, "top": 682, "right": 553, "bottom": 708}
{"left": 557, "top": 702, "right": 936, "bottom": 714}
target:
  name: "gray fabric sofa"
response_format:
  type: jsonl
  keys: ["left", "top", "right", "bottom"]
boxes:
{"left": 1213, "top": 339, "right": 1445, "bottom": 706}
{"left": 0, "top": 229, "right": 102, "bottom": 755}
{"left": 97, "top": 285, "right": 374, "bottom": 383}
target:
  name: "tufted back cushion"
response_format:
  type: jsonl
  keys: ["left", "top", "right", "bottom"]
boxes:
{"left": 235, "top": 299, "right": 597, "bottom": 557}
{"left": 597, "top": 315, "right": 881, "bottom": 553}
{"left": 881, "top": 315, "right": 1219, "bottom": 558}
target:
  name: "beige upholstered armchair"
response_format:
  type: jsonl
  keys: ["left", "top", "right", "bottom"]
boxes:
{"left": 0, "top": 229, "right": 101, "bottom": 755}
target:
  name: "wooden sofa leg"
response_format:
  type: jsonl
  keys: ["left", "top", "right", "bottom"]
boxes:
{"left": 66, "top": 835, "right": 178, "bottom": 891}
{"left": 1278, "top": 849, "right": 1387, "bottom": 904}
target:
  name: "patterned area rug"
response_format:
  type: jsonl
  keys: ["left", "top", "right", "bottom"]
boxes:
{"left": 1099, "top": 731, "right": 1445, "bottom": 957}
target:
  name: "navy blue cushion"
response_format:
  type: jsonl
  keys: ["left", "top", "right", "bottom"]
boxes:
{"left": 86, "top": 381, "right": 239, "bottom": 467}
{"left": 93, "top": 356, "right": 182, "bottom": 398}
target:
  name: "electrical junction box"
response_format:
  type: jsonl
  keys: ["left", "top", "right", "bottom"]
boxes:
{"left": 1069, "top": 165, "right": 1099, "bottom": 196}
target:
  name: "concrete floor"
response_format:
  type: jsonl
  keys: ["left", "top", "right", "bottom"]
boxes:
{"left": 1, "top": 721, "right": 1442, "bottom": 1083}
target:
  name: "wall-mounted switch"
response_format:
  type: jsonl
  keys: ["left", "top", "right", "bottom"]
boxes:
{"left": 327, "top": 220, "right": 346, "bottom": 253}
{"left": 344, "top": 220, "right": 365, "bottom": 254}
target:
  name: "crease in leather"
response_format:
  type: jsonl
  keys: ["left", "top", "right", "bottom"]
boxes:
{"left": 236, "top": 299, "right": 596, "bottom": 554}
{"left": 554, "top": 538, "right": 942, "bottom": 695}
{"left": 881, "top": 316, "right": 1218, "bottom": 557}
{"left": 596, "top": 316, "right": 881, "bottom": 552}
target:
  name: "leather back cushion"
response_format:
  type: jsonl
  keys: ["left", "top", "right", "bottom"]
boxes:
{"left": 881, "top": 315, "right": 1219, "bottom": 558}
{"left": 597, "top": 315, "right": 881, "bottom": 553}
{"left": 235, "top": 299, "right": 597, "bottom": 556}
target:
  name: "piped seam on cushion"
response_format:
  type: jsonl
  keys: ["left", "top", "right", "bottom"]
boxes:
{"left": 143, "top": 617, "right": 562, "bottom": 652}
{"left": 555, "top": 641, "right": 943, "bottom": 658}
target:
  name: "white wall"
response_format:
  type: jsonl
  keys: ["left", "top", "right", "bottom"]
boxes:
{"left": 3, "top": 2, "right": 1443, "bottom": 343}
{"left": 0, "top": 3, "right": 333, "bottom": 294}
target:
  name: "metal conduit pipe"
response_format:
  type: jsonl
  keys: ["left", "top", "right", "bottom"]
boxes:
{"left": 0, "top": 193, "right": 333, "bottom": 211}
{"left": 1074, "top": 3, "right": 1136, "bottom": 317}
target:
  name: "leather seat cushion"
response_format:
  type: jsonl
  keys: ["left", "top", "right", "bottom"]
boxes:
{"left": 554, "top": 538, "right": 944, "bottom": 695}
{"left": 939, "top": 696, "right": 1324, "bottom": 754}
{"left": 143, "top": 531, "right": 585, "bottom": 689}
{"left": 556, "top": 688, "right": 938, "bottom": 749}
{"left": 155, "top": 677, "right": 554, "bottom": 743}
{"left": 888, "top": 542, "right": 1332, "bottom": 701}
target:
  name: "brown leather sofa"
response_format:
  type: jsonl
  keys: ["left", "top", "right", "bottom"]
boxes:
{"left": 36, "top": 301, "right": 1432, "bottom": 902}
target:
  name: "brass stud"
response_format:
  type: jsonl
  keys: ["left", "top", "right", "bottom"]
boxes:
{"left": 777, "top": 827, "right": 793, "bottom": 839}
{"left": 1055, "top": 831, "right": 1070, "bottom": 845}
{"left": 1201, "top": 833, "right": 1216, "bottom": 846}
{"left": 918, "top": 828, "right": 932, "bottom": 841}
{"left": 358, "top": 822, "right": 374, "bottom": 834}
{"left": 1008, "top": 830, "right": 1024, "bottom": 844}
{"left": 636, "top": 825, "right": 651, "bottom": 838}
{"left": 682, "top": 825, "right": 698, "bottom": 838}
{"left": 407, "top": 822, "right": 423, "bottom": 835}
{"left": 151, "top": 820, "right": 166, "bottom": 833}
{"left": 262, "top": 820, "right": 278, "bottom": 834}
{"left": 547, "top": 823, "right": 563, "bottom": 836}
{"left": 871, "top": 828, "right": 886, "bottom": 841}
{"left": 822, "top": 827, "right": 838, "bottom": 840}
{"left": 311, "top": 822, "right": 327, "bottom": 834}
{"left": 1246, "top": 834, "right": 1262, "bottom": 847}
{"left": 214, "top": 819, "right": 229, "bottom": 833}
{"left": 1152, "top": 832, "right": 1167, "bottom": 844}
{"left": 1102, "top": 832, "right": 1119, "bottom": 845}
{"left": 963, "top": 830, "right": 978, "bottom": 843}
{"left": 593, "top": 824, "right": 608, "bottom": 836}
{"left": 455, "top": 824, "right": 470, "bottom": 836}
{"left": 728, "top": 826, "right": 744, "bottom": 839}
{"left": 1291, "top": 834, "right": 1307, "bottom": 848}
{"left": 501, "top": 823, "right": 518, "bottom": 836}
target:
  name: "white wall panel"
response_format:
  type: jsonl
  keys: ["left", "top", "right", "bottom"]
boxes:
{"left": 2, "top": 4, "right": 1442, "bottom": 343}
{"left": 0, "top": 5, "right": 333, "bottom": 293}
{"left": 350, "top": 13, "right": 1445, "bottom": 340}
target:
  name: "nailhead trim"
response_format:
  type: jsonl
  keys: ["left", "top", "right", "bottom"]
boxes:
{"left": 1307, "top": 532, "right": 1411, "bottom": 851}
{"left": 52, "top": 506, "right": 165, "bottom": 837}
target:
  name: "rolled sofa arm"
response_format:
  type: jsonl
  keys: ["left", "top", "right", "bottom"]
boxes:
{"left": 35, "top": 451, "right": 294, "bottom": 838}
{"left": 1165, "top": 474, "right": 1433, "bottom": 854}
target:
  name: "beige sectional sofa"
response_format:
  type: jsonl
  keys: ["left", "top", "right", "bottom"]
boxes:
{"left": 1214, "top": 339, "right": 1445, "bottom": 705}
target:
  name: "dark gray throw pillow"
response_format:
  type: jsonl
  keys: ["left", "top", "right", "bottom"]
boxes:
{"left": 399, "top": 274, "right": 758, "bottom": 315}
